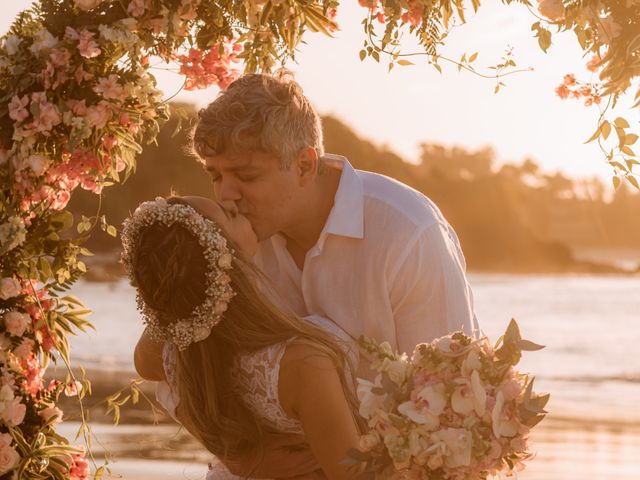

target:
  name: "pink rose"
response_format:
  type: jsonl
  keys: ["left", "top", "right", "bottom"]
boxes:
{"left": 4, "top": 311, "right": 29, "bottom": 337}
{"left": 0, "top": 441, "right": 20, "bottom": 475}
{"left": 39, "top": 405, "right": 63, "bottom": 425}
{"left": 75, "top": 0, "right": 103, "bottom": 11}
{"left": 0, "top": 278, "right": 21, "bottom": 300}
{"left": 1, "top": 398, "right": 26, "bottom": 426}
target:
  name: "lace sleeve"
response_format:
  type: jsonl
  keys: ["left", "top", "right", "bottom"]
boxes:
{"left": 233, "top": 343, "right": 303, "bottom": 434}
{"left": 155, "top": 342, "right": 180, "bottom": 421}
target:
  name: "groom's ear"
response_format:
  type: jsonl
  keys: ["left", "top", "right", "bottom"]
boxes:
{"left": 294, "top": 146, "right": 318, "bottom": 186}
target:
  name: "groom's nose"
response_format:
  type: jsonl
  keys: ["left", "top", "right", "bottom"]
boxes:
{"left": 214, "top": 176, "right": 242, "bottom": 203}
{"left": 219, "top": 200, "right": 239, "bottom": 218}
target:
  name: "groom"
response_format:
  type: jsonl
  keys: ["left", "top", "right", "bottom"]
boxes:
{"left": 193, "top": 72, "right": 478, "bottom": 477}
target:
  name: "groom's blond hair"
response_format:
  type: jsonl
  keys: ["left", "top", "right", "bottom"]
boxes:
{"left": 192, "top": 71, "right": 325, "bottom": 170}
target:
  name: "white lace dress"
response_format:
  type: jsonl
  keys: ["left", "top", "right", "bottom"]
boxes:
{"left": 155, "top": 315, "right": 357, "bottom": 480}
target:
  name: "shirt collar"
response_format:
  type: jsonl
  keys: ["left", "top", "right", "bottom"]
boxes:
{"left": 320, "top": 153, "right": 364, "bottom": 240}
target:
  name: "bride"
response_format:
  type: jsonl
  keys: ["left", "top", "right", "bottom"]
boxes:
{"left": 123, "top": 195, "right": 365, "bottom": 479}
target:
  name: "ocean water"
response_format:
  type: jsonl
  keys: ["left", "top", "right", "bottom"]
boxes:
{"left": 66, "top": 273, "right": 640, "bottom": 421}
{"left": 61, "top": 273, "right": 640, "bottom": 479}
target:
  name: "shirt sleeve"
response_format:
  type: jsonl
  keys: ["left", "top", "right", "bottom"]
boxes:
{"left": 388, "top": 222, "right": 479, "bottom": 356}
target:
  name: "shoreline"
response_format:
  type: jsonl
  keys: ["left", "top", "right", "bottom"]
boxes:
{"left": 79, "top": 250, "right": 640, "bottom": 283}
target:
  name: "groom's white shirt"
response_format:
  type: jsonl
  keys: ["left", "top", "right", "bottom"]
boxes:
{"left": 254, "top": 154, "right": 479, "bottom": 357}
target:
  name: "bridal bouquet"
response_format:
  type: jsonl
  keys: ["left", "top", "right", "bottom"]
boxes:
{"left": 352, "top": 320, "right": 548, "bottom": 479}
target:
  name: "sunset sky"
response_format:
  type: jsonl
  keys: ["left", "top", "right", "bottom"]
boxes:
{"left": 1, "top": 1, "right": 636, "bottom": 184}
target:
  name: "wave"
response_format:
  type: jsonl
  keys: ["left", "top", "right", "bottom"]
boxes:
{"left": 543, "top": 374, "right": 640, "bottom": 384}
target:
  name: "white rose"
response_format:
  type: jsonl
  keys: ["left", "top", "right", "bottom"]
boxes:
{"left": 431, "top": 428, "right": 473, "bottom": 468}
{"left": 382, "top": 358, "right": 408, "bottom": 385}
{"left": 0, "top": 278, "right": 21, "bottom": 300}
{"left": 75, "top": 0, "right": 103, "bottom": 11}
{"left": 3, "top": 311, "right": 29, "bottom": 337}
{"left": 26, "top": 154, "right": 47, "bottom": 176}
{"left": 356, "top": 378, "right": 385, "bottom": 418}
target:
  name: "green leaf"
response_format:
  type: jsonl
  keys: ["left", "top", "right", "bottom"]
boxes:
{"left": 585, "top": 122, "right": 604, "bottom": 143}
{"left": 518, "top": 339, "right": 545, "bottom": 351}
{"left": 613, "top": 176, "right": 621, "bottom": 189}
{"left": 614, "top": 117, "right": 630, "bottom": 128}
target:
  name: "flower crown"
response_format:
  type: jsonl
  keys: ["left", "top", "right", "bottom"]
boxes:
{"left": 121, "top": 197, "right": 235, "bottom": 350}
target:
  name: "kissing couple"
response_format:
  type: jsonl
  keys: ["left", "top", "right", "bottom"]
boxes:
{"left": 124, "top": 71, "right": 479, "bottom": 479}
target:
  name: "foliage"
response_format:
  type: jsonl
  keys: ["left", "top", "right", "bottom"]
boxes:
{"left": 0, "top": 0, "right": 637, "bottom": 477}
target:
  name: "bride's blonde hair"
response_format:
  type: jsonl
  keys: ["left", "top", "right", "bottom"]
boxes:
{"left": 130, "top": 198, "right": 362, "bottom": 471}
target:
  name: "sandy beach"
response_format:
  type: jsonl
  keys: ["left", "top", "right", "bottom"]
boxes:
{"left": 56, "top": 409, "right": 640, "bottom": 480}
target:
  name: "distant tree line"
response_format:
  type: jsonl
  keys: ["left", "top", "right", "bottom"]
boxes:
{"left": 68, "top": 104, "right": 640, "bottom": 273}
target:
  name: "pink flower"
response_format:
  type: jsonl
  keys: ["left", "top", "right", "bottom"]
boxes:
{"left": 74, "top": 66, "right": 93, "bottom": 83}
{"left": 358, "top": 0, "right": 379, "bottom": 9}
{"left": 1, "top": 398, "right": 26, "bottom": 426}
{"left": 94, "top": 74, "right": 124, "bottom": 100}
{"left": 537, "top": 0, "right": 564, "bottom": 21}
{"left": 65, "top": 381, "right": 83, "bottom": 397}
{"left": 32, "top": 102, "right": 62, "bottom": 134}
{"left": 0, "top": 435, "right": 20, "bottom": 476}
{"left": 127, "top": 0, "right": 147, "bottom": 17}
{"left": 4, "top": 311, "right": 29, "bottom": 337}
{"left": 0, "top": 278, "right": 21, "bottom": 300}
{"left": 555, "top": 84, "right": 570, "bottom": 99}
{"left": 51, "top": 190, "right": 71, "bottom": 210}
{"left": 586, "top": 55, "right": 601, "bottom": 72}
{"left": 39, "top": 405, "right": 63, "bottom": 425}
{"left": 69, "top": 452, "right": 90, "bottom": 480}
{"left": 102, "top": 135, "right": 118, "bottom": 151}
{"left": 67, "top": 99, "right": 88, "bottom": 116}
{"left": 85, "top": 103, "right": 111, "bottom": 129}
{"left": 77, "top": 30, "right": 101, "bottom": 58}
{"left": 8, "top": 95, "right": 29, "bottom": 122}
{"left": 49, "top": 47, "right": 71, "bottom": 67}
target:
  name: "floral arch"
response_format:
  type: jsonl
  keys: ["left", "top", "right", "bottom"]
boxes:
{"left": 0, "top": 0, "right": 637, "bottom": 478}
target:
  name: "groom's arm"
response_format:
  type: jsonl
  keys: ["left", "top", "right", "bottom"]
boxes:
{"left": 134, "top": 328, "right": 166, "bottom": 381}
{"left": 389, "top": 222, "right": 479, "bottom": 355}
